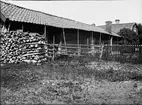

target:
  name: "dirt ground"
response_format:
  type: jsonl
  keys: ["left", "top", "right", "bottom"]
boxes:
{"left": 86, "top": 61, "right": 142, "bottom": 104}
{"left": 1, "top": 61, "right": 142, "bottom": 104}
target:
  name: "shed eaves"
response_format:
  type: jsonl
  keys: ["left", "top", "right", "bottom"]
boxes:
{"left": 0, "top": 1, "right": 120, "bottom": 37}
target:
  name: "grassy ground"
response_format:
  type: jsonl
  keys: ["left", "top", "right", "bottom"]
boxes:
{"left": 1, "top": 57, "right": 142, "bottom": 104}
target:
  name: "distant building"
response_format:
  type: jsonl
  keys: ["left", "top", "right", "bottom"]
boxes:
{"left": 98, "top": 19, "right": 138, "bottom": 35}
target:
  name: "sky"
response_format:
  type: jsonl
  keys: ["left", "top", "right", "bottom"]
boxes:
{"left": 2, "top": 0, "right": 142, "bottom": 26}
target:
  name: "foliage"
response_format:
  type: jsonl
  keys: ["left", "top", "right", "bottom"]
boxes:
{"left": 137, "top": 23, "right": 142, "bottom": 44}
{"left": 137, "top": 23, "right": 142, "bottom": 35}
{"left": 117, "top": 28, "right": 139, "bottom": 44}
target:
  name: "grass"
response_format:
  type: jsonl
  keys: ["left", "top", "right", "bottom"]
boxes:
{"left": 1, "top": 57, "right": 142, "bottom": 104}
{"left": 1, "top": 57, "right": 142, "bottom": 89}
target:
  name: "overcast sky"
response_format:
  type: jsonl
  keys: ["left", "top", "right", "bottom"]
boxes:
{"left": 2, "top": 0, "right": 142, "bottom": 25}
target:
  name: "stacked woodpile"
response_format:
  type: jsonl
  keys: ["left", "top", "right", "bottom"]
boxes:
{"left": 0, "top": 30, "right": 49, "bottom": 64}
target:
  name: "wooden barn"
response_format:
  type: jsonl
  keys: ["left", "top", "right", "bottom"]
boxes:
{"left": 0, "top": 1, "right": 121, "bottom": 56}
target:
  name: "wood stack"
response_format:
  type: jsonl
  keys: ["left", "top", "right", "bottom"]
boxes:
{"left": 0, "top": 30, "right": 48, "bottom": 64}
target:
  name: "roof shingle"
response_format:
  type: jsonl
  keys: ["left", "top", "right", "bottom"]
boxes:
{"left": 0, "top": 1, "right": 120, "bottom": 37}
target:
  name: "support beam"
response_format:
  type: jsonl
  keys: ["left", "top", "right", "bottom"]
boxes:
{"left": 87, "top": 38, "right": 89, "bottom": 49}
{"left": 44, "top": 25, "right": 47, "bottom": 39}
{"left": 8, "top": 23, "right": 11, "bottom": 32}
{"left": 22, "top": 23, "right": 24, "bottom": 32}
{"left": 110, "top": 36, "right": 113, "bottom": 46}
{"left": 62, "top": 28, "right": 67, "bottom": 53}
{"left": 52, "top": 36, "right": 55, "bottom": 60}
{"left": 117, "top": 37, "right": 119, "bottom": 45}
{"left": 1, "top": 22, "right": 6, "bottom": 32}
{"left": 77, "top": 29, "right": 80, "bottom": 55}
{"left": 44, "top": 25, "right": 48, "bottom": 55}
{"left": 110, "top": 36, "right": 113, "bottom": 53}
{"left": 91, "top": 31, "right": 94, "bottom": 50}
{"left": 99, "top": 33, "right": 102, "bottom": 44}
{"left": 91, "top": 31, "right": 94, "bottom": 44}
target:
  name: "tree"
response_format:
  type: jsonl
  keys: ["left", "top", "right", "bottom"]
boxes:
{"left": 117, "top": 28, "right": 139, "bottom": 45}
{"left": 137, "top": 23, "right": 142, "bottom": 44}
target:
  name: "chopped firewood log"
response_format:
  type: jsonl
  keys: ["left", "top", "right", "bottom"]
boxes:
{"left": 1, "top": 30, "right": 51, "bottom": 64}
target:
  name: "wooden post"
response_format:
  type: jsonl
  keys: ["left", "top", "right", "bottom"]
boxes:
{"left": 110, "top": 36, "right": 113, "bottom": 54}
{"left": 91, "top": 31, "right": 94, "bottom": 50}
{"left": 87, "top": 38, "right": 89, "bottom": 49}
{"left": 44, "top": 25, "right": 47, "bottom": 39}
{"left": 77, "top": 29, "right": 80, "bottom": 55}
{"left": 44, "top": 25, "right": 48, "bottom": 57}
{"left": 91, "top": 31, "right": 94, "bottom": 44}
{"left": 62, "top": 28, "right": 67, "bottom": 54}
{"left": 99, "top": 33, "right": 102, "bottom": 45}
{"left": 52, "top": 36, "right": 55, "bottom": 60}
{"left": 8, "top": 23, "right": 11, "bottom": 32}
{"left": 1, "top": 22, "right": 6, "bottom": 32}
{"left": 110, "top": 36, "right": 113, "bottom": 46}
{"left": 22, "top": 23, "right": 24, "bottom": 32}
{"left": 117, "top": 37, "right": 119, "bottom": 45}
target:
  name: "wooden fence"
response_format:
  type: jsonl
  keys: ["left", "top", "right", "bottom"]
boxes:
{"left": 24, "top": 42, "right": 142, "bottom": 64}
{"left": 56, "top": 44, "right": 142, "bottom": 63}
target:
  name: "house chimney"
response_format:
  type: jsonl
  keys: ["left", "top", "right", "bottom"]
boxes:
{"left": 105, "top": 21, "right": 112, "bottom": 33}
{"left": 115, "top": 19, "right": 120, "bottom": 24}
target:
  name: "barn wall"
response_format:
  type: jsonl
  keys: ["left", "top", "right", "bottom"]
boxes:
{"left": 3, "top": 20, "right": 115, "bottom": 45}
{"left": 9, "top": 21, "right": 45, "bottom": 35}
{"left": 79, "top": 30, "right": 90, "bottom": 44}
{"left": 64, "top": 29, "right": 77, "bottom": 44}
{"left": 47, "top": 26, "right": 62, "bottom": 44}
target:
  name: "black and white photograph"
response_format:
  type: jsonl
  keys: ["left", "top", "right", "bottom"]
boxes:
{"left": 0, "top": 0, "right": 142, "bottom": 104}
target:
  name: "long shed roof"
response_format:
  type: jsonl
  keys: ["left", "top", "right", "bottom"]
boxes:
{"left": 0, "top": 1, "right": 120, "bottom": 37}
